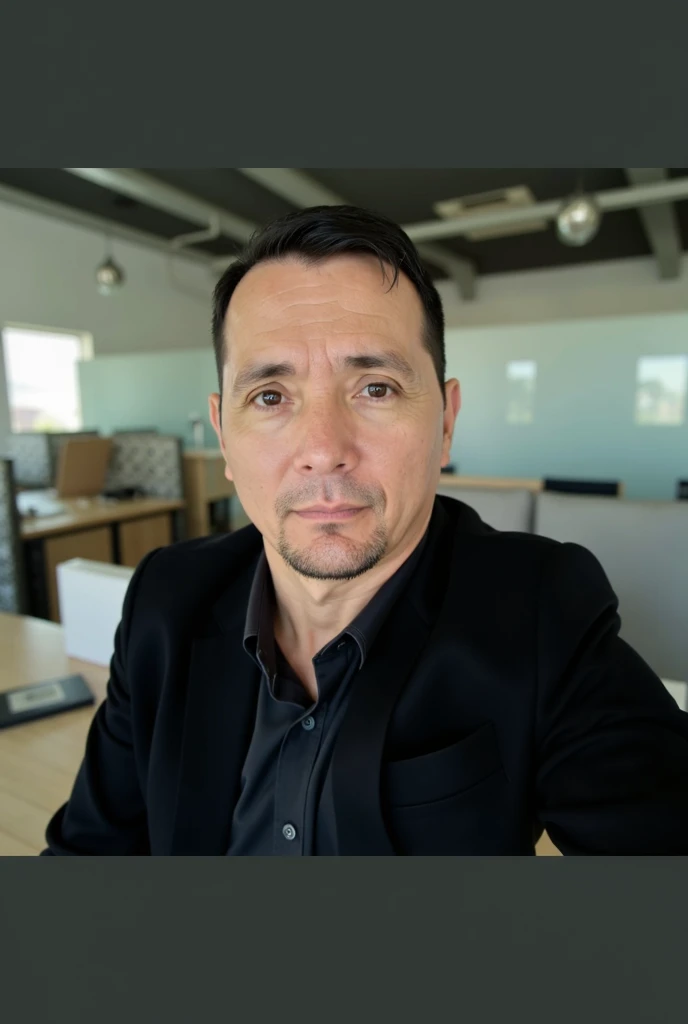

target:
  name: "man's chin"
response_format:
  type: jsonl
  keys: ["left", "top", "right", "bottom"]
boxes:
{"left": 278, "top": 530, "right": 388, "bottom": 581}
{"left": 285, "top": 558, "right": 380, "bottom": 582}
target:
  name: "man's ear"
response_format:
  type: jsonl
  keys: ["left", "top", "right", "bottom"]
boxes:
{"left": 208, "top": 393, "right": 233, "bottom": 482}
{"left": 440, "top": 379, "right": 461, "bottom": 466}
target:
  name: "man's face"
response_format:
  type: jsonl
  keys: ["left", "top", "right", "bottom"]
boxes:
{"left": 209, "top": 255, "right": 460, "bottom": 581}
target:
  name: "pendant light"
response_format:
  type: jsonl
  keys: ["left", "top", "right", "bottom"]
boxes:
{"left": 95, "top": 234, "right": 126, "bottom": 295}
{"left": 556, "top": 171, "right": 602, "bottom": 247}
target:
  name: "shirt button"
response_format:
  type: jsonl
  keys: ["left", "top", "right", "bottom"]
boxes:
{"left": 282, "top": 823, "right": 297, "bottom": 842}
{"left": 302, "top": 715, "right": 315, "bottom": 731}
{"left": 337, "top": 640, "right": 346, "bottom": 649}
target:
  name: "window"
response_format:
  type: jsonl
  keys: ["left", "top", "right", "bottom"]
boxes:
{"left": 634, "top": 355, "right": 688, "bottom": 427}
{"left": 2, "top": 324, "right": 93, "bottom": 432}
{"left": 506, "top": 359, "right": 537, "bottom": 424}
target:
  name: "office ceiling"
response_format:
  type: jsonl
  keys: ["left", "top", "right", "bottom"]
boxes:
{"left": 0, "top": 167, "right": 687, "bottom": 282}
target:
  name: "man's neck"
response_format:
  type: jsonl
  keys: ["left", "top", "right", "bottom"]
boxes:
{"left": 264, "top": 518, "right": 431, "bottom": 668}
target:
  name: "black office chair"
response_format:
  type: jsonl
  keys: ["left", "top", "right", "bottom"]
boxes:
{"left": 677, "top": 480, "right": 688, "bottom": 500}
{"left": 543, "top": 478, "right": 621, "bottom": 497}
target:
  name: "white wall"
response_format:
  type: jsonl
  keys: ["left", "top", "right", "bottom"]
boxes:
{"left": 437, "top": 253, "right": 688, "bottom": 330}
{"left": 0, "top": 197, "right": 214, "bottom": 451}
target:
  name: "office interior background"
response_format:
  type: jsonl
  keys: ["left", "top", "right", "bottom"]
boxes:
{"left": 0, "top": 167, "right": 687, "bottom": 856}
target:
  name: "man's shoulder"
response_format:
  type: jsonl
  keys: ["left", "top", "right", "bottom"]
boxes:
{"left": 132, "top": 524, "right": 263, "bottom": 615}
{"left": 439, "top": 493, "right": 558, "bottom": 563}
{"left": 155, "top": 523, "right": 263, "bottom": 568}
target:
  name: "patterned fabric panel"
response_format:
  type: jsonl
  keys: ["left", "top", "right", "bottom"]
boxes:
{"left": 8, "top": 433, "right": 52, "bottom": 488}
{"left": 0, "top": 458, "right": 27, "bottom": 613}
{"left": 104, "top": 435, "right": 184, "bottom": 499}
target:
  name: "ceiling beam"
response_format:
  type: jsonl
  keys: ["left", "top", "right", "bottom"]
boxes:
{"left": 0, "top": 181, "right": 211, "bottom": 266}
{"left": 239, "top": 167, "right": 343, "bottom": 207}
{"left": 625, "top": 169, "right": 682, "bottom": 279}
{"left": 414, "top": 242, "right": 477, "bottom": 300}
{"left": 238, "top": 167, "right": 477, "bottom": 301}
{"left": 402, "top": 176, "right": 688, "bottom": 243}
{"left": 65, "top": 168, "right": 257, "bottom": 243}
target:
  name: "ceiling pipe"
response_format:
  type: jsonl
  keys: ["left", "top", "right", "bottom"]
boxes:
{"left": 168, "top": 215, "right": 222, "bottom": 252}
{"left": 403, "top": 177, "right": 688, "bottom": 243}
{"left": 0, "top": 181, "right": 211, "bottom": 266}
{"left": 65, "top": 168, "right": 256, "bottom": 243}
{"left": 63, "top": 167, "right": 688, "bottom": 269}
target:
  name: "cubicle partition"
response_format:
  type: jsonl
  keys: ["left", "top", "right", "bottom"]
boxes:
{"left": 0, "top": 457, "right": 28, "bottom": 613}
{"left": 437, "top": 484, "right": 535, "bottom": 533}
{"left": 534, "top": 492, "right": 688, "bottom": 682}
{"left": 8, "top": 430, "right": 99, "bottom": 489}
{"left": 104, "top": 433, "right": 184, "bottom": 500}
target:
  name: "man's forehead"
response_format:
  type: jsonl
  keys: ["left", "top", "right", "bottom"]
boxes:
{"left": 226, "top": 255, "right": 421, "bottom": 329}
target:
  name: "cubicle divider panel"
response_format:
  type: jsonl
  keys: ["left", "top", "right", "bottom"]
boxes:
{"left": 534, "top": 492, "right": 688, "bottom": 681}
{"left": 104, "top": 434, "right": 184, "bottom": 500}
{"left": 0, "top": 458, "right": 29, "bottom": 613}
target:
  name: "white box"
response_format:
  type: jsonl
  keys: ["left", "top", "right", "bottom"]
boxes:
{"left": 56, "top": 558, "right": 134, "bottom": 666}
{"left": 662, "top": 679, "right": 688, "bottom": 712}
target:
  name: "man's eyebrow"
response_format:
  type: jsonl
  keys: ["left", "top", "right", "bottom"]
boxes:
{"left": 231, "top": 350, "right": 421, "bottom": 397}
{"left": 232, "top": 361, "right": 297, "bottom": 397}
{"left": 342, "top": 351, "right": 420, "bottom": 383}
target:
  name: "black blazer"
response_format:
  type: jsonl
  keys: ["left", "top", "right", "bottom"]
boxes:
{"left": 43, "top": 496, "right": 688, "bottom": 856}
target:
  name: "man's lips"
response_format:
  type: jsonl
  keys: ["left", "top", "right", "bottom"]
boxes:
{"left": 293, "top": 505, "right": 368, "bottom": 520}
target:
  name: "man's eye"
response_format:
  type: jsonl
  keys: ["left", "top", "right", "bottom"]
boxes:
{"left": 362, "top": 383, "right": 394, "bottom": 399}
{"left": 253, "top": 390, "right": 283, "bottom": 407}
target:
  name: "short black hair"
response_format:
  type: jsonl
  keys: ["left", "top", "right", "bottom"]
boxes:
{"left": 211, "top": 204, "right": 446, "bottom": 402}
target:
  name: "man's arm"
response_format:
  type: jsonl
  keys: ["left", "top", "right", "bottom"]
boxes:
{"left": 40, "top": 548, "right": 161, "bottom": 856}
{"left": 535, "top": 541, "right": 688, "bottom": 855}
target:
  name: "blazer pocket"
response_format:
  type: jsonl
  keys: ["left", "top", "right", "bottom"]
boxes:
{"left": 385, "top": 722, "right": 503, "bottom": 809}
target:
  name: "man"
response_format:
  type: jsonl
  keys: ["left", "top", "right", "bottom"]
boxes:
{"left": 43, "top": 205, "right": 688, "bottom": 856}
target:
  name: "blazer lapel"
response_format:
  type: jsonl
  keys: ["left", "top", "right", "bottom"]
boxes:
{"left": 331, "top": 594, "right": 433, "bottom": 855}
{"left": 332, "top": 498, "right": 456, "bottom": 856}
{"left": 170, "top": 563, "right": 261, "bottom": 855}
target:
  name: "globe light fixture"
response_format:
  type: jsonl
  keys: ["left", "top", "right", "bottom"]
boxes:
{"left": 556, "top": 192, "right": 602, "bottom": 247}
{"left": 95, "top": 235, "right": 126, "bottom": 295}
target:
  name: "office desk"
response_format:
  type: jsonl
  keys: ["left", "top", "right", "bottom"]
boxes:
{"left": 438, "top": 474, "right": 544, "bottom": 492}
{"left": 0, "top": 611, "right": 565, "bottom": 858}
{"left": 0, "top": 612, "right": 109, "bottom": 856}
{"left": 20, "top": 496, "right": 185, "bottom": 622}
{"left": 183, "top": 449, "right": 235, "bottom": 539}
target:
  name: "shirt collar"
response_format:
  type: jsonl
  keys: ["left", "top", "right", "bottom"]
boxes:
{"left": 243, "top": 519, "right": 431, "bottom": 673}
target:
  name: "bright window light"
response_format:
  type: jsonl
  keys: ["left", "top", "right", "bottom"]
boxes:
{"left": 2, "top": 325, "right": 92, "bottom": 432}
{"left": 506, "top": 359, "right": 537, "bottom": 424}
{"left": 634, "top": 355, "right": 688, "bottom": 426}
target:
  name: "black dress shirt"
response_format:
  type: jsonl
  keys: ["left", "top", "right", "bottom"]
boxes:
{"left": 227, "top": 527, "right": 430, "bottom": 855}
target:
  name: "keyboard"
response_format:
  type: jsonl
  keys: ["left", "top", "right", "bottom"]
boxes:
{"left": 16, "top": 491, "right": 66, "bottom": 518}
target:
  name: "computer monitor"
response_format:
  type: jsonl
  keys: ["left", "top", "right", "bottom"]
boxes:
{"left": 55, "top": 437, "right": 113, "bottom": 498}
{"left": 543, "top": 478, "right": 621, "bottom": 497}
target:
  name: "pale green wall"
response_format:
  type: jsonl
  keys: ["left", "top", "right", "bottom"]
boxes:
{"left": 78, "top": 348, "right": 218, "bottom": 448}
{"left": 445, "top": 312, "right": 688, "bottom": 500}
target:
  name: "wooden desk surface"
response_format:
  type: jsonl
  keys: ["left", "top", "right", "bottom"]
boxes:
{"left": 438, "top": 475, "right": 544, "bottom": 492}
{"left": 0, "top": 613, "right": 109, "bottom": 855}
{"left": 181, "top": 450, "right": 224, "bottom": 462}
{"left": 0, "top": 612, "right": 562, "bottom": 857}
{"left": 20, "top": 495, "right": 185, "bottom": 540}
